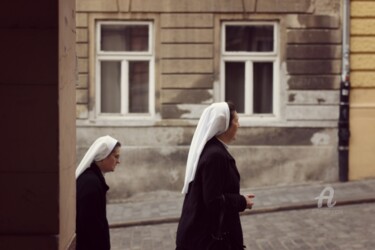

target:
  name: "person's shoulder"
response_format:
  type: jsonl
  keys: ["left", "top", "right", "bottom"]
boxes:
{"left": 205, "top": 137, "right": 226, "bottom": 152}
{"left": 77, "top": 169, "right": 101, "bottom": 189}
{"left": 78, "top": 168, "right": 98, "bottom": 181}
{"left": 201, "top": 138, "right": 226, "bottom": 159}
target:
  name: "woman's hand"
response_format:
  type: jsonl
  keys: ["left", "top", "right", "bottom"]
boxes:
{"left": 244, "top": 194, "right": 255, "bottom": 209}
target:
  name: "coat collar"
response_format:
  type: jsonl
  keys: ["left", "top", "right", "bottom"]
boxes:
{"left": 89, "top": 162, "right": 110, "bottom": 191}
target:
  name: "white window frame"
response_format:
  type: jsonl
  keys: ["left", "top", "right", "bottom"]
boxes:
{"left": 95, "top": 21, "right": 155, "bottom": 120}
{"left": 220, "top": 22, "right": 280, "bottom": 122}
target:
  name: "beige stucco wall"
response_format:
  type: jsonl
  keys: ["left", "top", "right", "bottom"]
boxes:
{"left": 349, "top": 0, "right": 375, "bottom": 180}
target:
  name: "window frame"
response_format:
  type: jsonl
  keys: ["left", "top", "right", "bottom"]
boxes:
{"left": 95, "top": 21, "right": 155, "bottom": 119}
{"left": 220, "top": 21, "right": 280, "bottom": 121}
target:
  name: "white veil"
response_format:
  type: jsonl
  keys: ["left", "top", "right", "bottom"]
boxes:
{"left": 75, "top": 135, "right": 118, "bottom": 179}
{"left": 181, "top": 102, "right": 230, "bottom": 194}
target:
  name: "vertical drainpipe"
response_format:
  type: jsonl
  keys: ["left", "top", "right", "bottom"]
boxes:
{"left": 338, "top": 0, "right": 351, "bottom": 181}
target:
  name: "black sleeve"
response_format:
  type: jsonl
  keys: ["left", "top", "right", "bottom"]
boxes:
{"left": 224, "top": 193, "right": 247, "bottom": 212}
{"left": 201, "top": 151, "right": 247, "bottom": 220}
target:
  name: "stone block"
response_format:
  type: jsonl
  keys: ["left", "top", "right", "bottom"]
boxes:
{"left": 161, "top": 14, "right": 213, "bottom": 28}
{"left": 286, "top": 105, "right": 339, "bottom": 120}
{"left": 314, "top": 0, "right": 340, "bottom": 15}
{"left": 118, "top": 0, "right": 131, "bottom": 12}
{"left": 351, "top": 19, "right": 375, "bottom": 35}
{"left": 77, "top": 74, "right": 89, "bottom": 89}
{"left": 78, "top": 58, "right": 88, "bottom": 73}
{"left": 286, "top": 45, "right": 341, "bottom": 59}
{"left": 287, "top": 30, "right": 341, "bottom": 44}
{"left": 76, "top": 43, "right": 88, "bottom": 58}
{"left": 351, "top": 1, "right": 375, "bottom": 17}
{"left": 131, "top": 0, "right": 245, "bottom": 13}
{"left": 76, "top": 89, "right": 88, "bottom": 104}
{"left": 350, "top": 89, "right": 375, "bottom": 107}
{"left": 162, "top": 89, "right": 213, "bottom": 104}
{"left": 351, "top": 72, "right": 375, "bottom": 88}
{"left": 349, "top": 108, "right": 375, "bottom": 180}
{"left": 76, "top": 0, "right": 118, "bottom": 12}
{"left": 287, "top": 76, "right": 341, "bottom": 90}
{"left": 287, "top": 60, "right": 341, "bottom": 74}
{"left": 161, "top": 74, "right": 213, "bottom": 88}
{"left": 0, "top": 173, "right": 59, "bottom": 233}
{"left": 287, "top": 14, "right": 339, "bottom": 28}
{"left": 76, "top": 13, "right": 88, "bottom": 27}
{"left": 161, "top": 44, "right": 213, "bottom": 59}
{"left": 351, "top": 55, "right": 375, "bottom": 70}
{"left": 161, "top": 59, "right": 213, "bottom": 74}
{"left": 351, "top": 37, "right": 375, "bottom": 52}
{"left": 256, "top": 0, "right": 313, "bottom": 13}
{"left": 161, "top": 104, "right": 208, "bottom": 119}
{"left": 161, "top": 29, "right": 213, "bottom": 43}
{"left": 244, "top": 0, "right": 256, "bottom": 12}
{"left": 287, "top": 90, "right": 339, "bottom": 105}
{"left": 76, "top": 28, "right": 88, "bottom": 42}
{"left": 76, "top": 104, "right": 89, "bottom": 119}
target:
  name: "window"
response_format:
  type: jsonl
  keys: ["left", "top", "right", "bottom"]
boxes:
{"left": 221, "top": 22, "right": 279, "bottom": 118}
{"left": 96, "top": 21, "right": 154, "bottom": 117}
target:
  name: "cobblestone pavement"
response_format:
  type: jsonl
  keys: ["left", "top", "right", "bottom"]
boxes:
{"left": 110, "top": 203, "right": 375, "bottom": 250}
{"left": 107, "top": 179, "right": 375, "bottom": 227}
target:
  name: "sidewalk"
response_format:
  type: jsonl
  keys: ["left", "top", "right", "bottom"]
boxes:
{"left": 107, "top": 178, "right": 375, "bottom": 228}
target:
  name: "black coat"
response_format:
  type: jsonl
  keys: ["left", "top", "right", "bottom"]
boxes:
{"left": 76, "top": 163, "right": 110, "bottom": 250}
{"left": 176, "top": 137, "right": 247, "bottom": 250}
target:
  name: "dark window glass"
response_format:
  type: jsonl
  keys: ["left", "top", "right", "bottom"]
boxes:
{"left": 101, "top": 61, "right": 121, "bottom": 113}
{"left": 253, "top": 62, "right": 273, "bottom": 114}
{"left": 129, "top": 61, "right": 149, "bottom": 113}
{"left": 101, "top": 25, "right": 149, "bottom": 52}
{"left": 225, "top": 62, "right": 245, "bottom": 113}
{"left": 226, "top": 25, "right": 273, "bottom": 52}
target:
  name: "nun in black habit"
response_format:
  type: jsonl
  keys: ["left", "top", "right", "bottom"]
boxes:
{"left": 176, "top": 102, "right": 254, "bottom": 250}
{"left": 75, "top": 135, "right": 121, "bottom": 250}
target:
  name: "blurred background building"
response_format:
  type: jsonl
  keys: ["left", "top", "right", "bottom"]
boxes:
{"left": 1, "top": 1, "right": 375, "bottom": 249}
{"left": 75, "top": 0, "right": 353, "bottom": 200}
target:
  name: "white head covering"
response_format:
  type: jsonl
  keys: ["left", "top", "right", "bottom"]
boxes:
{"left": 181, "top": 102, "right": 230, "bottom": 194}
{"left": 75, "top": 135, "right": 118, "bottom": 179}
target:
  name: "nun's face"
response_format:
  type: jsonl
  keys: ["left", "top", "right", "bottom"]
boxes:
{"left": 100, "top": 146, "right": 121, "bottom": 172}
{"left": 227, "top": 111, "right": 240, "bottom": 142}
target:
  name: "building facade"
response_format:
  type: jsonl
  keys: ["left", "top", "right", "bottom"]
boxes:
{"left": 349, "top": 1, "right": 375, "bottom": 180}
{"left": 76, "top": 0, "right": 342, "bottom": 200}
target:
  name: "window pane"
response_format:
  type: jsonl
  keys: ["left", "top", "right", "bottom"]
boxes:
{"left": 226, "top": 25, "right": 273, "bottom": 52}
{"left": 101, "top": 24, "right": 149, "bottom": 52}
{"left": 225, "top": 62, "right": 245, "bottom": 113}
{"left": 101, "top": 61, "right": 121, "bottom": 113}
{"left": 253, "top": 62, "right": 273, "bottom": 114}
{"left": 129, "top": 61, "right": 149, "bottom": 113}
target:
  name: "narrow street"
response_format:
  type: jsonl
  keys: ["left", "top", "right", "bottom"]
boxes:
{"left": 110, "top": 203, "right": 375, "bottom": 250}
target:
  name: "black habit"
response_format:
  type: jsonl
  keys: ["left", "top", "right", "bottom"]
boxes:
{"left": 176, "top": 137, "right": 247, "bottom": 250}
{"left": 76, "top": 163, "right": 110, "bottom": 250}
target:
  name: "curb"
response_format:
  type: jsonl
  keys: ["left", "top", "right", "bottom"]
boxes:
{"left": 109, "top": 196, "right": 375, "bottom": 229}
